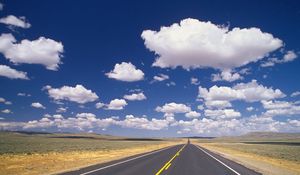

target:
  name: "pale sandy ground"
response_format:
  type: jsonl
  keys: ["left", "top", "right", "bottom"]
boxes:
{"left": 196, "top": 143, "right": 300, "bottom": 175}
{"left": 0, "top": 141, "right": 182, "bottom": 175}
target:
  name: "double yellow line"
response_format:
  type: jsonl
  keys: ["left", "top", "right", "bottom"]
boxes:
{"left": 155, "top": 144, "right": 186, "bottom": 175}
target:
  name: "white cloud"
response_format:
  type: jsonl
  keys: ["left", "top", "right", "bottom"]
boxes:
{"left": 176, "top": 116, "right": 300, "bottom": 136}
{"left": 106, "top": 62, "right": 144, "bottom": 82}
{"left": 142, "top": 18, "right": 282, "bottom": 70}
{"left": 283, "top": 51, "right": 297, "bottom": 62}
{"left": 246, "top": 106, "right": 254, "bottom": 111}
{"left": 31, "top": 102, "right": 46, "bottom": 109}
{"left": 239, "top": 68, "right": 251, "bottom": 75}
{"left": 291, "top": 91, "right": 300, "bottom": 97}
{"left": 199, "top": 80, "right": 285, "bottom": 103}
{"left": 205, "top": 100, "right": 232, "bottom": 109}
{"left": 106, "top": 99, "right": 127, "bottom": 110}
{"left": 56, "top": 107, "right": 67, "bottom": 113}
{"left": 261, "top": 51, "right": 297, "bottom": 67}
{"left": 212, "top": 69, "right": 242, "bottom": 82}
{"left": 176, "top": 118, "right": 245, "bottom": 136}
{"left": 0, "top": 113, "right": 172, "bottom": 132}
{"left": 123, "top": 92, "right": 146, "bottom": 101}
{"left": 1, "top": 109, "right": 12, "bottom": 114}
{"left": 117, "top": 115, "right": 169, "bottom": 130}
{"left": 191, "top": 77, "right": 200, "bottom": 85}
{"left": 261, "top": 100, "right": 300, "bottom": 117}
{"left": 0, "top": 112, "right": 299, "bottom": 136}
{"left": 4, "top": 101, "right": 12, "bottom": 105}
{"left": 197, "top": 105, "right": 204, "bottom": 110}
{"left": 156, "top": 102, "right": 191, "bottom": 114}
{"left": 17, "top": 92, "right": 31, "bottom": 97}
{"left": 95, "top": 102, "right": 105, "bottom": 109}
{"left": 153, "top": 74, "right": 169, "bottom": 82}
{"left": 185, "top": 111, "right": 201, "bottom": 118}
{"left": 76, "top": 113, "right": 96, "bottom": 118}
{"left": 166, "top": 81, "right": 176, "bottom": 87}
{"left": 204, "top": 109, "right": 241, "bottom": 120}
{"left": 261, "top": 100, "right": 292, "bottom": 109}
{"left": 0, "top": 3, "right": 3, "bottom": 11}
{"left": 19, "top": 113, "right": 117, "bottom": 131}
{"left": 0, "top": 33, "right": 64, "bottom": 70}
{"left": 0, "top": 97, "right": 12, "bottom": 105}
{"left": 0, "top": 97, "right": 5, "bottom": 103}
{"left": 45, "top": 85, "right": 99, "bottom": 104}
{"left": 0, "top": 65, "right": 29, "bottom": 80}
{"left": 0, "top": 15, "right": 31, "bottom": 28}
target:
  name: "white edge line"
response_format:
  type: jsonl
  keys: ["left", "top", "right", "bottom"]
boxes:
{"left": 195, "top": 145, "right": 241, "bottom": 175}
{"left": 80, "top": 145, "right": 178, "bottom": 175}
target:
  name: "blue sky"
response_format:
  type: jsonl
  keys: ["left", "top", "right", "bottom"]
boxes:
{"left": 0, "top": 0, "right": 299, "bottom": 137}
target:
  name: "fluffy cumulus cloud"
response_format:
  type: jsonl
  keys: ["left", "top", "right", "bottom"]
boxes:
{"left": 106, "top": 99, "right": 127, "bottom": 110}
{"left": 19, "top": 113, "right": 117, "bottom": 131}
{"left": 204, "top": 109, "right": 241, "bottom": 120}
{"left": 142, "top": 18, "right": 282, "bottom": 70}
{"left": 45, "top": 85, "right": 99, "bottom": 104}
{"left": 261, "top": 100, "right": 300, "bottom": 117}
{"left": 117, "top": 115, "right": 169, "bottom": 130}
{"left": 0, "top": 113, "right": 170, "bottom": 132}
{"left": 176, "top": 115, "right": 300, "bottom": 136}
{"left": 199, "top": 80, "right": 285, "bottom": 103}
{"left": 123, "top": 92, "right": 146, "bottom": 101}
{"left": 106, "top": 62, "right": 144, "bottom": 82}
{"left": 31, "top": 102, "right": 46, "bottom": 109}
{"left": 95, "top": 102, "right": 105, "bottom": 109}
{"left": 212, "top": 70, "right": 242, "bottom": 82}
{"left": 261, "top": 51, "right": 298, "bottom": 67}
{"left": 205, "top": 100, "right": 232, "bottom": 109}
{"left": 0, "top": 111, "right": 299, "bottom": 136}
{"left": 0, "top": 15, "right": 31, "bottom": 28}
{"left": 153, "top": 74, "right": 169, "bottom": 82}
{"left": 0, "top": 65, "right": 29, "bottom": 80}
{"left": 156, "top": 102, "right": 191, "bottom": 114}
{"left": 0, "top": 33, "right": 64, "bottom": 70}
{"left": 185, "top": 111, "right": 201, "bottom": 118}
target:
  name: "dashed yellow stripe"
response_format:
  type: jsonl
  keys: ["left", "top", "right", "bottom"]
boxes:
{"left": 155, "top": 144, "right": 186, "bottom": 175}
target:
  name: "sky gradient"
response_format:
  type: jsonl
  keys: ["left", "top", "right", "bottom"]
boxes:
{"left": 0, "top": 0, "right": 300, "bottom": 137}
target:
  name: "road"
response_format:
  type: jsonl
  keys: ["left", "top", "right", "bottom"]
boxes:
{"left": 61, "top": 143, "right": 261, "bottom": 175}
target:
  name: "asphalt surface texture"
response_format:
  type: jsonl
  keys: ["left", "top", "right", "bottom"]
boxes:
{"left": 60, "top": 143, "right": 261, "bottom": 175}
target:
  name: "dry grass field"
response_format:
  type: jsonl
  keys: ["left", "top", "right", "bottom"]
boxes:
{"left": 0, "top": 131, "right": 182, "bottom": 175}
{"left": 195, "top": 132, "right": 300, "bottom": 175}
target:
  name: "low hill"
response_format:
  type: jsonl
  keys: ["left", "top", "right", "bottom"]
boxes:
{"left": 216, "top": 132, "right": 300, "bottom": 142}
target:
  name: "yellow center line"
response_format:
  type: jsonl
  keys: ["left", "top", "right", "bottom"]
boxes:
{"left": 165, "top": 163, "right": 172, "bottom": 170}
{"left": 155, "top": 144, "right": 186, "bottom": 175}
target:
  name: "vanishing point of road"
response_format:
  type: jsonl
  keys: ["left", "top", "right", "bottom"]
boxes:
{"left": 61, "top": 143, "right": 261, "bottom": 175}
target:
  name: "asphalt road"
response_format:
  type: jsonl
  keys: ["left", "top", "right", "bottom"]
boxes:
{"left": 61, "top": 143, "right": 261, "bottom": 175}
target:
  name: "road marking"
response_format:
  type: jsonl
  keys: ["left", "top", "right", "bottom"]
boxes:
{"left": 79, "top": 145, "right": 177, "bottom": 175}
{"left": 165, "top": 163, "right": 171, "bottom": 170}
{"left": 155, "top": 144, "right": 186, "bottom": 175}
{"left": 195, "top": 145, "right": 241, "bottom": 175}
